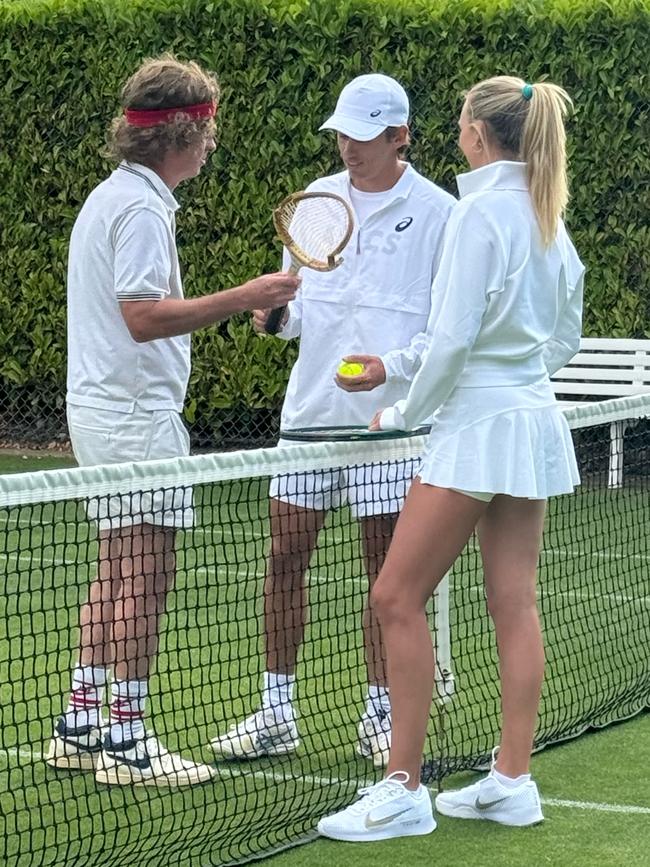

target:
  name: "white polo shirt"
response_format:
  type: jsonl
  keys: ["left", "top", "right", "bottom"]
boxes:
{"left": 66, "top": 162, "right": 190, "bottom": 413}
{"left": 278, "top": 163, "right": 456, "bottom": 430}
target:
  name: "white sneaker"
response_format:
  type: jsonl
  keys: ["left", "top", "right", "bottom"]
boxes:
{"left": 357, "top": 711, "right": 391, "bottom": 769}
{"left": 317, "top": 771, "right": 436, "bottom": 842}
{"left": 95, "top": 733, "right": 216, "bottom": 787}
{"left": 211, "top": 709, "right": 299, "bottom": 760}
{"left": 435, "top": 772, "right": 543, "bottom": 826}
{"left": 46, "top": 717, "right": 103, "bottom": 771}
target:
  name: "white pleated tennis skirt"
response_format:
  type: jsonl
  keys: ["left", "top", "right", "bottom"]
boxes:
{"left": 417, "top": 379, "right": 580, "bottom": 499}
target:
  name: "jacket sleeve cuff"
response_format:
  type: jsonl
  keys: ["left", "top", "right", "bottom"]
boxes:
{"left": 380, "top": 352, "right": 400, "bottom": 383}
{"left": 379, "top": 403, "right": 407, "bottom": 431}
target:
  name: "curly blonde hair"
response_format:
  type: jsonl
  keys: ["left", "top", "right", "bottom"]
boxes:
{"left": 105, "top": 54, "right": 220, "bottom": 166}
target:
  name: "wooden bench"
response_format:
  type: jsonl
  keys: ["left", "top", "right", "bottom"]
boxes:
{"left": 551, "top": 337, "right": 650, "bottom": 487}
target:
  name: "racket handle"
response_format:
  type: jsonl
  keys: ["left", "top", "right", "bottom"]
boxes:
{"left": 265, "top": 305, "right": 287, "bottom": 335}
{"left": 265, "top": 260, "right": 299, "bottom": 334}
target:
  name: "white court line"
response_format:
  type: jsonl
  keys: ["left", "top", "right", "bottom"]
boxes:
{"left": 463, "top": 583, "right": 650, "bottom": 607}
{"left": 465, "top": 542, "right": 650, "bottom": 564}
{"left": 540, "top": 796, "right": 650, "bottom": 815}
{"left": 194, "top": 565, "right": 650, "bottom": 607}
{"left": 1, "top": 554, "right": 646, "bottom": 607}
{"left": 1, "top": 748, "right": 649, "bottom": 816}
{"left": 2, "top": 543, "right": 649, "bottom": 567}
{"left": 0, "top": 552, "right": 80, "bottom": 567}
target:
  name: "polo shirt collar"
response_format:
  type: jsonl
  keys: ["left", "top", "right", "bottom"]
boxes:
{"left": 456, "top": 160, "right": 528, "bottom": 199}
{"left": 119, "top": 161, "right": 180, "bottom": 212}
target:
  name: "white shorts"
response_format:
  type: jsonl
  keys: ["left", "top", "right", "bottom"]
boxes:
{"left": 450, "top": 488, "right": 495, "bottom": 503}
{"left": 67, "top": 405, "right": 193, "bottom": 531}
{"left": 269, "top": 439, "right": 416, "bottom": 518}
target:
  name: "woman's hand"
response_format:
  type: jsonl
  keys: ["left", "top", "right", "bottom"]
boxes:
{"left": 369, "top": 410, "right": 384, "bottom": 431}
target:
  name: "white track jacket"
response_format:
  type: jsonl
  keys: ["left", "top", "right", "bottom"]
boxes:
{"left": 277, "top": 164, "right": 455, "bottom": 430}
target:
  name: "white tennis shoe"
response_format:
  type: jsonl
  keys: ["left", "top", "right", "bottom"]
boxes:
{"left": 317, "top": 772, "right": 436, "bottom": 842}
{"left": 211, "top": 709, "right": 299, "bottom": 760}
{"left": 46, "top": 717, "right": 104, "bottom": 771}
{"left": 95, "top": 733, "right": 216, "bottom": 787}
{"left": 357, "top": 711, "right": 391, "bottom": 768}
{"left": 435, "top": 772, "right": 543, "bottom": 826}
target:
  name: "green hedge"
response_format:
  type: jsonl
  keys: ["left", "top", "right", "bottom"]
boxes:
{"left": 1, "top": 0, "right": 649, "bottom": 442}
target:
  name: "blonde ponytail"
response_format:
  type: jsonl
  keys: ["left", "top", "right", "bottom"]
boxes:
{"left": 466, "top": 76, "right": 573, "bottom": 246}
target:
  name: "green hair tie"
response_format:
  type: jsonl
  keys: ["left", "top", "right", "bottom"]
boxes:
{"left": 522, "top": 83, "right": 534, "bottom": 101}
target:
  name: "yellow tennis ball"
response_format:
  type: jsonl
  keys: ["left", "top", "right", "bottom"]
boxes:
{"left": 338, "top": 361, "right": 364, "bottom": 377}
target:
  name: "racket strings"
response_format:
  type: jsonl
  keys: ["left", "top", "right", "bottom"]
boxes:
{"left": 276, "top": 196, "right": 352, "bottom": 265}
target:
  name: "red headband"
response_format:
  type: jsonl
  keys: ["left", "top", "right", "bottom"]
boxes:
{"left": 124, "top": 101, "right": 217, "bottom": 127}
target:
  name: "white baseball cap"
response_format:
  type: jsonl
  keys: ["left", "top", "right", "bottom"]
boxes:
{"left": 319, "top": 73, "right": 410, "bottom": 142}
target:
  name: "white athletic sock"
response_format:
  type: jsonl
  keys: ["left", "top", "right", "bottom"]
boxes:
{"left": 493, "top": 767, "right": 531, "bottom": 789}
{"left": 64, "top": 665, "right": 107, "bottom": 729}
{"left": 365, "top": 684, "right": 390, "bottom": 718}
{"left": 262, "top": 672, "right": 295, "bottom": 720}
{"left": 109, "top": 680, "right": 147, "bottom": 743}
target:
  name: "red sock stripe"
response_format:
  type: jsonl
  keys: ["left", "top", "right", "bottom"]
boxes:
{"left": 71, "top": 694, "right": 101, "bottom": 708}
{"left": 110, "top": 698, "right": 145, "bottom": 721}
{"left": 71, "top": 687, "right": 101, "bottom": 707}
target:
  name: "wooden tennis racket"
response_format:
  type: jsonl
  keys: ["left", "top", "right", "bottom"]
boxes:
{"left": 264, "top": 191, "right": 354, "bottom": 335}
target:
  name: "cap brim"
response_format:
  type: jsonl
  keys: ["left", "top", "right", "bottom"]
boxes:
{"left": 319, "top": 113, "right": 387, "bottom": 142}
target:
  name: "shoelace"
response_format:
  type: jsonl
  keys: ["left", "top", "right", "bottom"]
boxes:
{"left": 363, "top": 711, "right": 392, "bottom": 734}
{"left": 349, "top": 772, "right": 410, "bottom": 814}
{"left": 135, "top": 734, "right": 169, "bottom": 759}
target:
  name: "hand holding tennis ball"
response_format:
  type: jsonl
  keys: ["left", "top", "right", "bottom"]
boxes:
{"left": 335, "top": 355, "right": 386, "bottom": 392}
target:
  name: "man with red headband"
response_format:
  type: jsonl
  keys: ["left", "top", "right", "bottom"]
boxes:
{"left": 46, "top": 55, "right": 298, "bottom": 787}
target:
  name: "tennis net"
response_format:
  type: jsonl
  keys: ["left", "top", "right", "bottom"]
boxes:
{"left": 1, "top": 395, "right": 649, "bottom": 866}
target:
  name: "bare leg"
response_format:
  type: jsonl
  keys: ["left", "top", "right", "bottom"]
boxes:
{"left": 372, "top": 480, "right": 488, "bottom": 787}
{"left": 112, "top": 523, "right": 176, "bottom": 682}
{"left": 359, "top": 514, "right": 398, "bottom": 688}
{"left": 78, "top": 530, "right": 122, "bottom": 668}
{"left": 264, "top": 499, "right": 326, "bottom": 674}
{"left": 478, "top": 496, "right": 546, "bottom": 778}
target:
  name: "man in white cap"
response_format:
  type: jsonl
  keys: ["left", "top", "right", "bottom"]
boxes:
{"left": 212, "top": 74, "right": 455, "bottom": 768}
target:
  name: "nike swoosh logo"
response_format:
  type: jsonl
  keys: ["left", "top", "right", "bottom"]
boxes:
{"left": 364, "top": 808, "right": 410, "bottom": 828}
{"left": 475, "top": 796, "right": 509, "bottom": 811}
{"left": 108, "top": 753, "right": 152, "bottom": 770}
{"left": 65, "top": 740, "right": 102, "bottom": 753}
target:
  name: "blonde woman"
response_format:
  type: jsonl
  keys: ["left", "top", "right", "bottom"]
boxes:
{"left": 318, "top": 76, "right": 584, "bottom": 841}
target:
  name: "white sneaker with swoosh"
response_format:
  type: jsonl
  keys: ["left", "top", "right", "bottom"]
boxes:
{"left": 435, "top": 773, "right": 543, "bottom": 826}
{"left": 317, "top": 771, "right": 436, "bottom": 842}
{"left": 96, "top": 733, "right": 216, "bottom": 787}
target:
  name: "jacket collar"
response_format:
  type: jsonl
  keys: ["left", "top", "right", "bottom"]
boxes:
{"left": 456, "top": 160, "right": 528, "bottom": 199}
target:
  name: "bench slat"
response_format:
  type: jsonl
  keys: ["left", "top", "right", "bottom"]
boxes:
{"left": 552, "top": 382, "right": 650, "bottom": 396}
{"left": 568, "top": 352, "right": 650, "bottom": 369}
{"left": 580, "top": 338, "right": 650, "bottom": 351}
{"left": 553, "top": 367, "right": 650, "bottom": 383}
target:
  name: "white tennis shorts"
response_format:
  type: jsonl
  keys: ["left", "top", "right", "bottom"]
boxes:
{"left": 269, "top": 439, "right": 416, "bottom": 518}
{"left": 67, "top": 405, "right": 193, "bottom": 531}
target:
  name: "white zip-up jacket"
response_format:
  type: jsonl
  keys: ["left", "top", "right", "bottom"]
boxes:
{"left": 277, "top": 164, "right": 455, "bottom": 430}
{"left": 380, "top": 161, "right": 585, "bottom": 431}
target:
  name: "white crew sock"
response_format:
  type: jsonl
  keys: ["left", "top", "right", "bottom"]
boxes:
{"left": 262, "top": 672, "right": 295, "bottom": 721}
{"left": 109, "top": 680, "right": 147, "bottom": 743}
{"left": 365, "top": 684, "right": 390, "bottom": 719}
{"left": 64, "top": 665, "right": 107, "bottom": 729}
{"left": 493, "top": 767, "right": 531, "bottom": 789}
